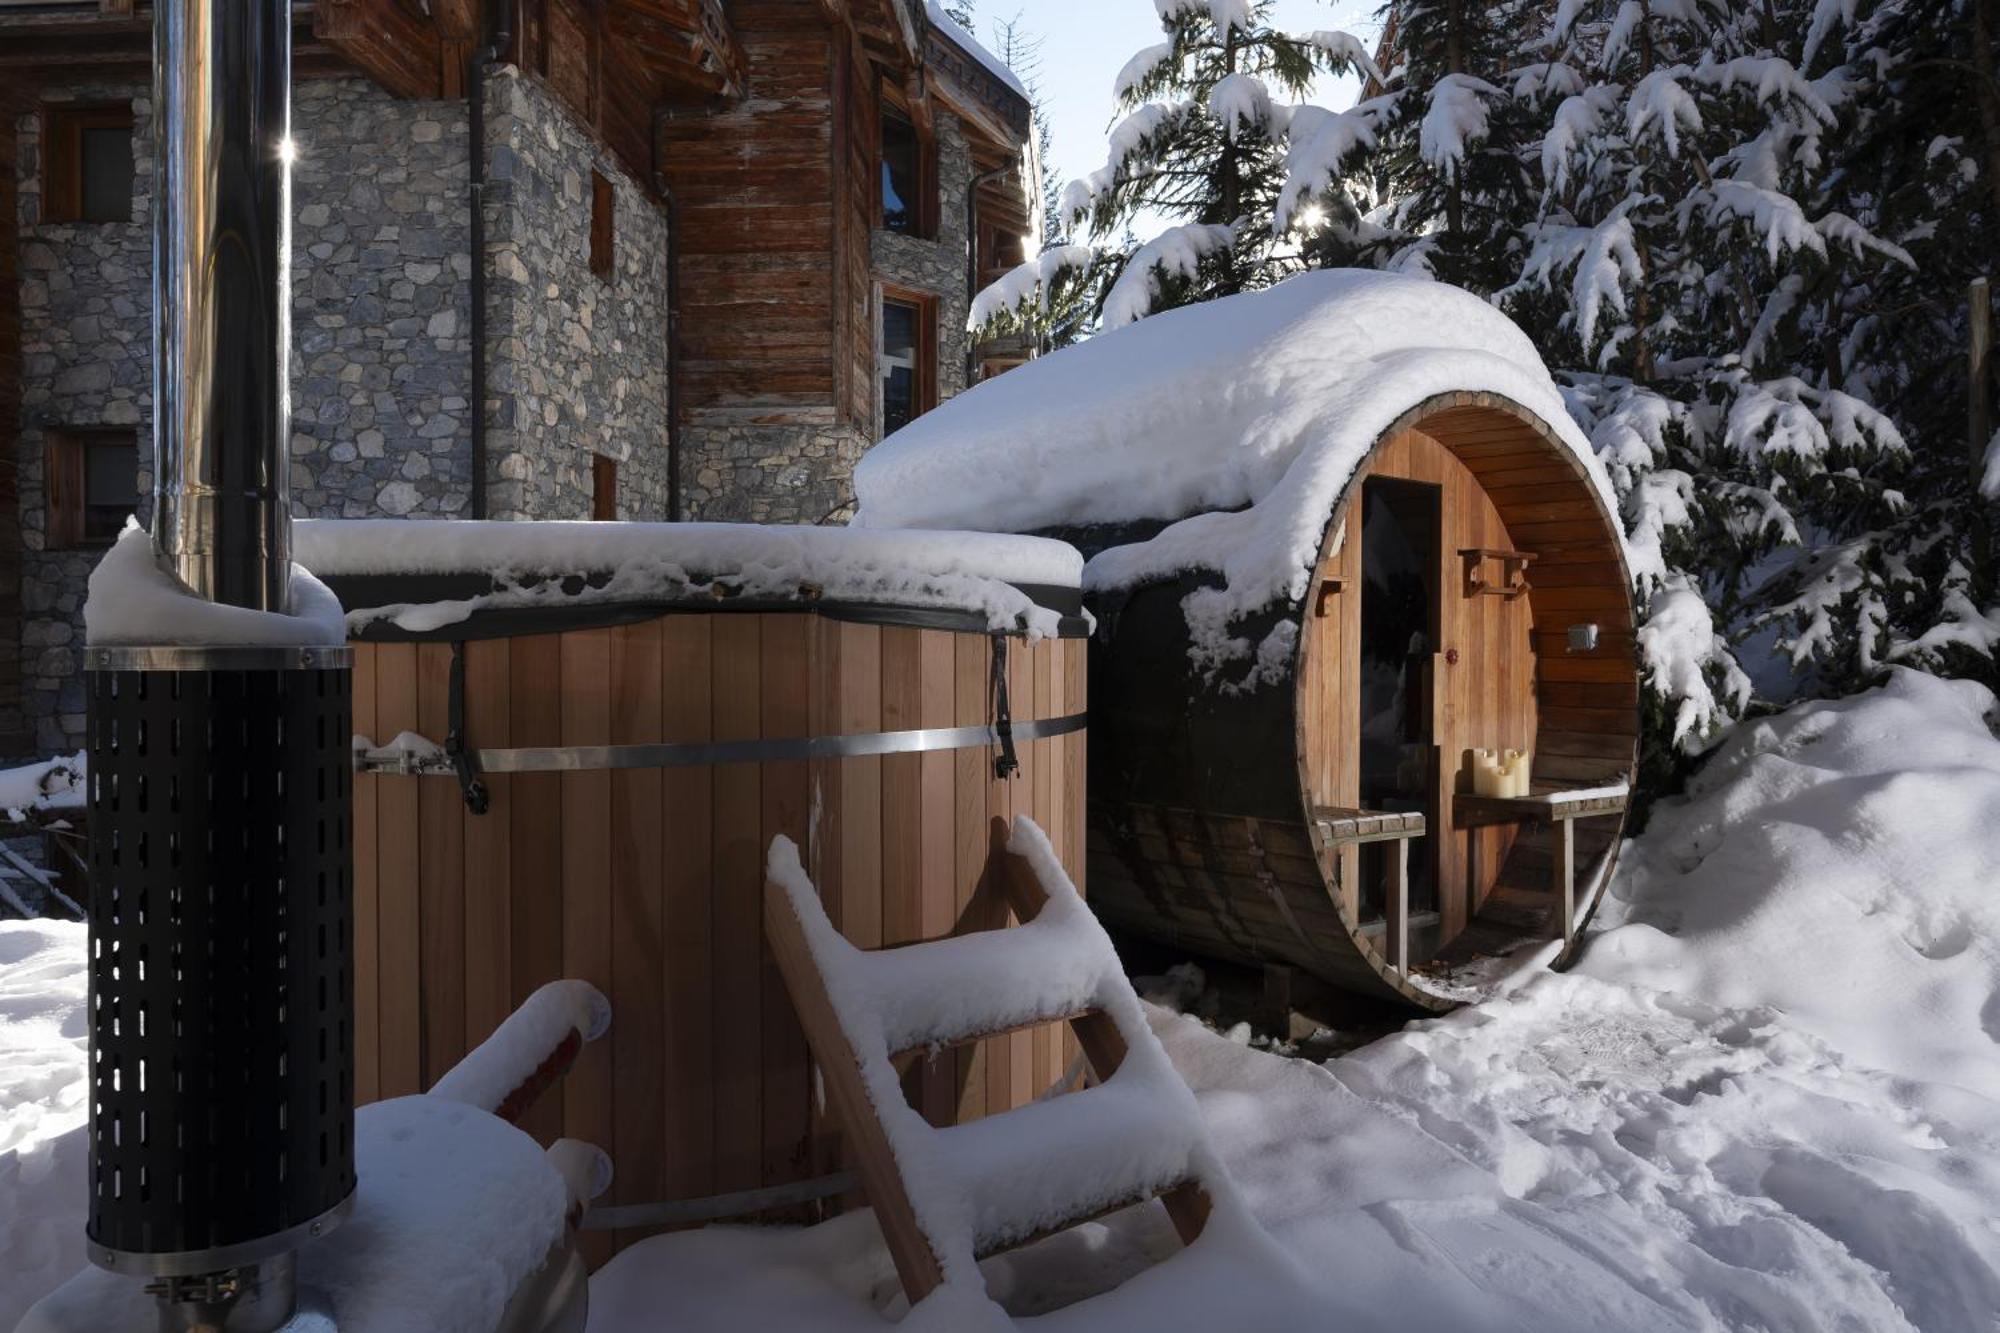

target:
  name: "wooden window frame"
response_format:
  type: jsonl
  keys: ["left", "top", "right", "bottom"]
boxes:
{"left": 41, "top": 102, "right": 135, "bottom": 225}
{"left": 45, "top": 427, "right": 136, "bottom": 551}
{"left": 591, "top": 453, "right": 618, "bottom": 520}
{"left": 588, "top": 169, "right": 615, "bottom": 281}
{"left": 876, "top": 84, "right": 937, "bottom": 240}
{"left": 878, "top": 285, "right": 937, "bottom": 439}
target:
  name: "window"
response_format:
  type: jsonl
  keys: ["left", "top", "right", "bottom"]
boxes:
{"left": 592, "top": 454, "right": 618, "bottom": 520}
{"left": 879, "top": 103, "right": 932, "bottom": 237}
{"left": 46, "top": 429, "right": 137, "bottom": 549}
{"left": 42, "top": 103, "right": 135, "bottom": 224}
{"left": 879, "top": 290, "right": 936, "bottom": 438}
{"left": 589, "top": 170, "right": 614, "bottom": 280}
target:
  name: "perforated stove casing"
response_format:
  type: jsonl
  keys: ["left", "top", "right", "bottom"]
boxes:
{"left": 85, "top": 665, "right": 356, "bottom": 1267}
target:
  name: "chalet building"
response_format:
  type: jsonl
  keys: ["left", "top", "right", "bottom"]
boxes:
{"left": 0, "top": 0, "right": 1037, "bottom": 755}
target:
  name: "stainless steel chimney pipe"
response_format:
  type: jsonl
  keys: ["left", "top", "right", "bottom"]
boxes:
{"left": 152, "top": 0, "right": 293, "bottom": 613}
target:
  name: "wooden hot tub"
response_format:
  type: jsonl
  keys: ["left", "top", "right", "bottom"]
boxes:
{"left": 300, "top": 521, "right": 1089, "bottom": 1256}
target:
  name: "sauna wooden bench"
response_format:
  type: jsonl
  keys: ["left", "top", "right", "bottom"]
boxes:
{"left": 1453, "top": 785, "right": 1631, "bottom": 946}
{"left": 1310, "top": 807, "right": 1427, "bottom": 975}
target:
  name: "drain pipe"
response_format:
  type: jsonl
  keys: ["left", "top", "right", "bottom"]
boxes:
{"left": 650, "top": 115, "right": 684, "bottom": 522}
{"left": 963, "top": 162, "right": 1014, "bottom": 388}
{"left": 467, "top": 0, "right": 513, "bottom": 520}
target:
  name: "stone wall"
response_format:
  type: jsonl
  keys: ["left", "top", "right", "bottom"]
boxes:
{"left": 680, "top": 414, "right": 874, "bottom": 524}
{"left": 290, "top": 77, "right": 473, "bottom": 520}
{"left": 9, "top": 71, "right": 673, "bottom": 753}
{"left": 13, "top": 84, "right": 155, "bottom": 754}
{"left": 484, "top": 71, "right": 673, "bottom": 521}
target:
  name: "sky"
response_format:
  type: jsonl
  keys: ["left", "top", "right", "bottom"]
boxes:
{"left": 948, "top": 0, "right": 1384, "bottom": 228}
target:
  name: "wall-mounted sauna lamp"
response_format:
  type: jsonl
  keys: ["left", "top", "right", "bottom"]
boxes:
{"left": 1568, "top": 623, "right": 1601, "bottom": 652}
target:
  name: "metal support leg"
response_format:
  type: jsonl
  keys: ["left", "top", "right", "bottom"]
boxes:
{"left": 1387, "top": 836, "right": 1409, "bottom": 974}
{"left": 1556, "top": 816, "right": 1576, "bottom": 948}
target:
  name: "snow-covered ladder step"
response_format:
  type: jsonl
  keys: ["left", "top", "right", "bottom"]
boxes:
{"left": 765, "top": 816, "right": 1216, "bottom": 1307}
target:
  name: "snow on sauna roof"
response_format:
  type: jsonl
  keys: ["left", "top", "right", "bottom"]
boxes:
{"left": 292, "top": 519, "right": 1083, "bottom": 637}
{"left": 855, "top": 269, "right": 1621, "bottom": 639}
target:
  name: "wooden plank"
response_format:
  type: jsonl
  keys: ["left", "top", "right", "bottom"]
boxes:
{"left": 711, "top": 614, "right": 764, "bottom": 1194}
{"left": 836, "top": 622, "right": 884, "bottom": 952}
{"left": 560, "top": 628, "right": 615, "bottom": 1268}
{"left": 761, "top": 614, "right": 813, "bottom": 1198}
{"left": 508, "top": 633, "right": 565, "bottom": 1146}
{"left": 610, "top": 619, "right": 664, "bottom": 1252}
{"left": 416, "top": 643, "right": 466, "bottom": 1089}
{"left": 917, "top": 629, "right": 957, "bottom": 1122}
{"left": 953, "top": 632, "right": 990, "bottom": 1123}
{"left": 660, "top": 617, "right": 716, "bottom": 1205}
{"left": 763, "top": 878, "right": 945, "bottom": 1302}
{"left": 372, "top": 644, "right": 423, "bottom": 1100}
{"left": 351, "top": 647, "right": 380, "bottom": 1107}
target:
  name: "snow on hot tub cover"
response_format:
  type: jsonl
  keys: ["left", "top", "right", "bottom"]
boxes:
{"left": 292, "top": 519, "right": 1084, "bottom": 637}
{"left": 854, "top": 269, "right": 1623, "bottom": 663}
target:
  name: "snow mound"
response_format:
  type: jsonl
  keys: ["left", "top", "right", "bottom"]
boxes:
{"left": 293, "top": 519, "right": 1082, "bottom": 638}
{"left": 854, "top": 269, "right": 1617, "bottom": 643}
{"left": 0, "top": 920, "right": 88, "bottom": 1333}
{"left": 1588, "top": 667, "right": 2000, "bottom": 1098}
{"left": 17, "top": 1097, "right": 570, "bottom": 1333}
{"left": 85, "top": 522, "right": 346, "bottom": 648}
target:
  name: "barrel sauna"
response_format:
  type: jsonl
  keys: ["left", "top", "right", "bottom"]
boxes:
{"left": 851, "top": 270, "right": 1641, "bottom": 1013}
{"left": 298, "top": 521, "right": 1089, "bottom": 1260}
{"left": 1080, "top": 391, "right": 1638, "bottom": 1011}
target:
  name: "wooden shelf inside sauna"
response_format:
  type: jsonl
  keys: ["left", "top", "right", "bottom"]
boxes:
{"left": 1458, "top": 547, "right": 1534, "bottom": 599}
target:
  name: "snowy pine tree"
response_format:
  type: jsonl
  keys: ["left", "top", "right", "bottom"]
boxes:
{"left": 1001, "top": 1, "right": 1376, "bottom": 330}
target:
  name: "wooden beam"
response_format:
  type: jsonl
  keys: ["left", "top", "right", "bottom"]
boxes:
{"left": 314, "top": 0, "right": 445, "bottom": 100}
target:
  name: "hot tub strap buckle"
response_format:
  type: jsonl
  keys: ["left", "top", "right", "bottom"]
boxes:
{"left": 448, "top": 642, "right": 491, "bottom": 815}
{"left": 990, "top": 634, "right": 1019, "bottom": 780}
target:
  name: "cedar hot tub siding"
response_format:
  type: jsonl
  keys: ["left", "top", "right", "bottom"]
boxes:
{"left": 351, "top": 612, "right": 1085, "bottom": 1263}
{"left": 1084, "top": 391, "right": 1640, "bottom": 1012}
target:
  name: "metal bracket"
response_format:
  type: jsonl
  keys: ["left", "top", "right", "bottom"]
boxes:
{"left": 446, "top": 642, "right": 490, "bottom": 815}
{"left": 989, "top": 633, "right": 1019, "bottom": 780}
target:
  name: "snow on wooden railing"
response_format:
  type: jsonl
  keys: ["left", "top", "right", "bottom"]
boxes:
{"left": 429, "top": 979, "right": 611, "bottom": 1123}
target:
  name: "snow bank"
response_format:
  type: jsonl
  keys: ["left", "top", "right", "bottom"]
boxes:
{"left": 0, "top": 920, "right": 88, "bottom": 1333}
{"left": 84, "top": 523, "right": 346, "bottom": 648}
{"left": 16, "top": 1097, "right": 571, "bottom": 1333}
{"left": 855, "top": 270, "right": 1618, "bottom": 657}
{"left": 292, "top": 519, "right": 1082, "bottom": 638}
{"left": 1589, "top": 668, "right": 2000, "bottom": 1097}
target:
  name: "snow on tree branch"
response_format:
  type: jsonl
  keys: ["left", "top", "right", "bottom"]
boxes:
{"left": 1114, "top": 43, "right": 1175, "bottom": 100}
{"left": 1156, "top": 0, "right": 1253, "bottom": 34}
{"left": 1273, "top": 103, "right": 1381, "bottom": 234}
{"left": 1421, "top": 74, "right": 1502, "bottom": 181}
{"left": 1304, "top": 30, "right": 1385, "bottom": 87}
{"left": 969, "top": 245, "right": 1095, "bottom": 331}
{"left": 1209, "top": 72, "right": 1281, "bottom": 143}
{"left": 1101, "top": 222, "right": 1239, "bottom": 329}
{"left": 1639, "top": 574, "right": 1754, "bottom": 749}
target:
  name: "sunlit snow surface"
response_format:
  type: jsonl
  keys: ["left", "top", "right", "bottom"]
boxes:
{"left": 7, "top": 671, "right": 2000, "bottom": 1329}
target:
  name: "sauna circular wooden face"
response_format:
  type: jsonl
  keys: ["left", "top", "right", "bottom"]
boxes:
{"left": 1083, "top": 391, "right": 1640, "bottom": 1013}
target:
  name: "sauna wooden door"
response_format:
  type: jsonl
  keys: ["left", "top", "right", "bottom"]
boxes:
{"left": 1356, "top": 475, "right": 1442, "bottom": 921}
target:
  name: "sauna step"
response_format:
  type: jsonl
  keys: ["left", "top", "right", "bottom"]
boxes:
{"left": 935, "top": 1073, "right": 1207, "bottom": 1256}
{"left": 763, "top": 816, "right": 1229, "bottom": 1310}
{"left": 859, "top": 919, "right": 1124, "bottom": 1058}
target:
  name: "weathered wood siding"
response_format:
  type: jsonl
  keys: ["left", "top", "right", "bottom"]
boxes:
{"left": 352, "top": 615, "right": 1086, "bottom": 1261}
{"left": 657, "top": 5, "right": 842, "bottom": 418}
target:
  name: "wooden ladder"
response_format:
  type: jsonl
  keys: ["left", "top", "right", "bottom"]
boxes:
{"left": 764, "top": 815, "right": 1214, "bottom": 1308}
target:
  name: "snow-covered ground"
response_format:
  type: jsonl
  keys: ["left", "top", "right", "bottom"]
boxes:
{"left": 5, "top": 669, "right": 1999, "bottom": 1329}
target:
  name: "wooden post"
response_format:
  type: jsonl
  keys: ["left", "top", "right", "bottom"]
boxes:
{"left": 1556, "top": 817, "right": 1576, "bottom": 949}
{"left": 1262, "top": 963, "right": 1293, "bottom": 1036}
{"left": 1972, "top": 278, "right": 1992, "bottom": 482}
{"left": 1387, "top": 836, "right": 1409, "bottom": 975}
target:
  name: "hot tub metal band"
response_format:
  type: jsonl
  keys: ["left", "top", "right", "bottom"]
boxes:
{"left": 355, "top": 711, "right": 1089, "bottom": 777}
